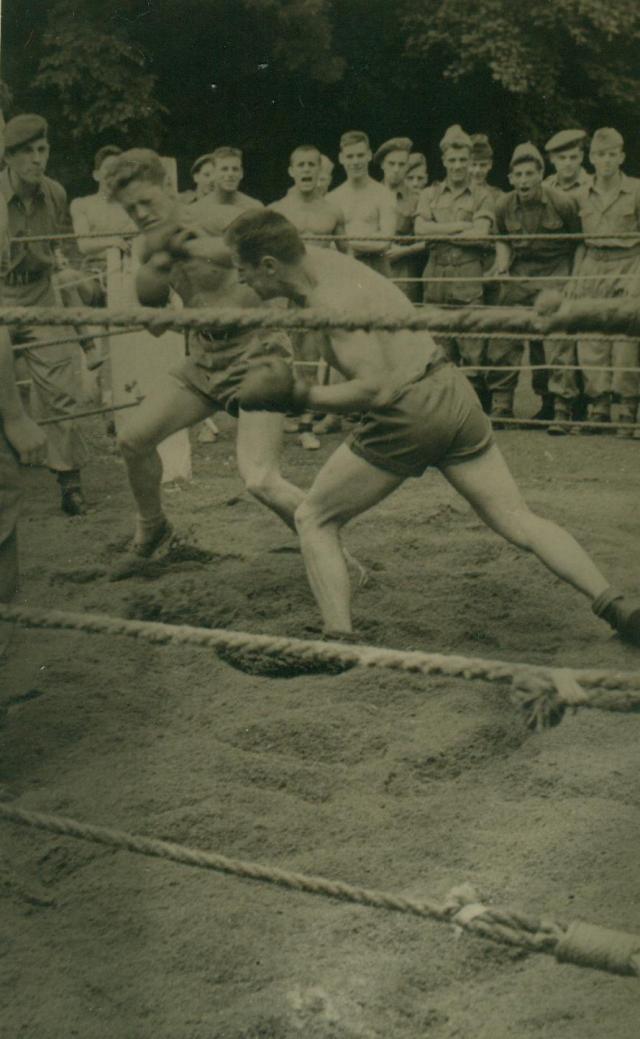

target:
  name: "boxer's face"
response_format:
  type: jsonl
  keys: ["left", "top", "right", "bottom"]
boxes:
{"left": 116, "top": 178, "right": 175, "bottom": 230}
{"left": 7, "top": 138, "right": 50, "bottom": 186}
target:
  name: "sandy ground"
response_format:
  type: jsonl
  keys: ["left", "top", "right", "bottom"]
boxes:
{"left": 1, "top": 413, "right": 640, "bottom": 1039}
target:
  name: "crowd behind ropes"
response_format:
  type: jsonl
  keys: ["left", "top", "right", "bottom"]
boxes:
{"left": 1, "top": 112, "right": 640, "bottom": 521}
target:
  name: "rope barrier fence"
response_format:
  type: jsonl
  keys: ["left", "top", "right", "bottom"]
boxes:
{"left": 1, "top": 802, "right": 638, "bottom": 978}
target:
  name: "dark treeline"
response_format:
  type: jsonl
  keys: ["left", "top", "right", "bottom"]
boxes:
{"left": 4, "top": 0, "right": 640, "bottom": 199}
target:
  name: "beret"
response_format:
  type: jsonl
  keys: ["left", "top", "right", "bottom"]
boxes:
{"left": 191, "top": 153, "right": 215, "bottom": 176}
{"left": 4, "top": 114, "right": 48, "bottom": 153}
{"left": 590, "top": 127, "right": 624, "bottom": 151}
{"left": 470, "top": 134, "right": 493, "bottom": 160}
{"left": 544, "top": 129, "right": 587, "bottom": 153}
{"left": 406, "top": 152, "right": 427, "bottom": 173}
{"left": 510, "top": 141, "right": 544, "bottom": 169}
{"left": 373, "top": 137, "right": 413, "bottom": 166}
{"left": 439, "top": 125, "right": 472, "bottom": 153}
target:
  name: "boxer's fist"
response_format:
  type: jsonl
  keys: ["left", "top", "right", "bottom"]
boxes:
{"left": 141, "top": 223, "right": 197, "bottom": 264}
{"left": 237, "top": 357, "right": 309, "bottom": 414}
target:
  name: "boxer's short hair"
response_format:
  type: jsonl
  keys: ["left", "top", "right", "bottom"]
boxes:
{"left": 105, "top": 148, "right": 167, "bottom": 197}
{"left": 225, "top": 209, "right": 305, "bottom": 265}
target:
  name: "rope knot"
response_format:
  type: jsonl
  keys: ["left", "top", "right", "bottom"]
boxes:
{"left": 510, "top": 668, "right": 587, "bottom": 730}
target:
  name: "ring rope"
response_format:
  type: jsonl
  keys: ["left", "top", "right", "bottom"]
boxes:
{"left": 1, "top": 604, "right": 639, "bottom": 728}
{"left": 0, "top": 297, "right": 638, "bottom": 337}
{"left": 11, "top": 230, "right": 640, "bottom": 244}
{"left": 0, "top": 803, "right": 638, "bottom": 977}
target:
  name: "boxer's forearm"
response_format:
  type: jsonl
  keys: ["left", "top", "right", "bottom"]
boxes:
{"left": 306, "top": 375, "right": 388, "bottom": 413}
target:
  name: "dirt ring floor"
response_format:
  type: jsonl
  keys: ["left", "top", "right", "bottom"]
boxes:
{"left": 1, "top": 414, "right": 640, "bottom": 1039}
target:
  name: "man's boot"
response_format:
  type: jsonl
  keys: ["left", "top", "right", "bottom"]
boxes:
{"left": 57, "top": 470, "right": 87, "bottom": 516}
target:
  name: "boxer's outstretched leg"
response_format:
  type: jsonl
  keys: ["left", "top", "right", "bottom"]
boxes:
{"left": 295, "top": 444, "right": 403, "bottom": 633}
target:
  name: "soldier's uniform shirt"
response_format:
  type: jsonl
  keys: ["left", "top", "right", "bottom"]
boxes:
{"left": 494, "top": 184, "right": 580, "bottom": 300}
{"left": 568, "top": 173, "right": 640, "bottom": 405}
{"left": 0, "top": 170, "right": 87, "bottom": 471}
{"left": 543, "top": 168, "right": 593, "bottom": 195}
{"left": 416, "top": 181, "right": 494, "bottom": 305}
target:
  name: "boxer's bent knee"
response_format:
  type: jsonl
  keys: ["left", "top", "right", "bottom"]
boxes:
{"left": 117, "top": 423, "right": 162, "bottom": 459}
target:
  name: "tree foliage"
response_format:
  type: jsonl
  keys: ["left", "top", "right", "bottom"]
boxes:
{"left": 34, "top": 3, "right": 166, "bottom": 143}
{"left": 403, "top": 0, "right": 640, "bottom": 132}
{"left": 4, "top": 0, "right": 640, "bottom": 197}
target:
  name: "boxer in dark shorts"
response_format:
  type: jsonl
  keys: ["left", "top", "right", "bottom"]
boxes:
{"left": 224, "top": 209, "right": 640, "bottom": 646}
{"left": 106, "top": 149, "right": 305, "bottom": 557}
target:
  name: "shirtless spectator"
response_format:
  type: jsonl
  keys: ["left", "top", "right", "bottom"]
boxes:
{"left": 70, "top": 145, "right": 136, "bottom": 302}
{"left": 328, "top": 131, "right": 396, "bottom": 274}
{"left": 374, "top": 137, "right": 425, "bottom": 301}
{"left": 271, "top": 145, "right": 347, "bottom": 447}
{"left": 317, "top": 155, "right": 335, "bottom": 197}
{"left": 188, "top": 146, "right": 263, "bottom": 235}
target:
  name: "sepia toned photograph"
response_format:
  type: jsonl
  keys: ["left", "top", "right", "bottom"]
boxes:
{"left": 1, "top": 2, "right": 639, "bottom": 1036}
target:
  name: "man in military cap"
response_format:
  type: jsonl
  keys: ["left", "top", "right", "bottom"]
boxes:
{"left": 544, "top": 130, "right": 592, "bottom": 195}
{"left": 0, "top": 119, "right": 48, "bottom": 718}
{"left": 328, "top": 131, "right": 396, "bottom": 275}
{"left": 415, "top": 124, "right": 495, "bottom": 409}
{"left": 373, "top": 136, "right": 420, "bottom": 299}
{"left": 492, "top": 142, "right": 581, "bottom": 430}
{"left": 532, "top": 129, "right": 593, "bottom": 421}
{"left": 568, "top": 127, "right": 640, "bottom": 435}
{"left": 180, "top": 153, "right": 217, "bottom": 206}
{"left": 469, "top": 134, "right": 503, "bottom": 204}
{"left": 404, "top": 153, "right": 428, "bottom": 194}
{"left": 0, "top": 114, "right": 90, "bottom": 514}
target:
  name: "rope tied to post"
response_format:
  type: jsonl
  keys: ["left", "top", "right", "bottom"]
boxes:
{"left": 0, "top": 803, "right": 638, "bottom": 977}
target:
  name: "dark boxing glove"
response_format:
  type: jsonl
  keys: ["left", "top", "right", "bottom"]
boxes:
{"left": 141, "top": 223, "right": 198, "bottom": 264}
{"left": 237, "top": 357, "right": 309, "bottom": 414}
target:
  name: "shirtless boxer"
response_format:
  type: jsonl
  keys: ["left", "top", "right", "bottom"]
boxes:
{"left": 225, "top": 209, "right": 640, "bottom": 647}
{"left": 106, "top": 149, "right": 302, "bottom": 558}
